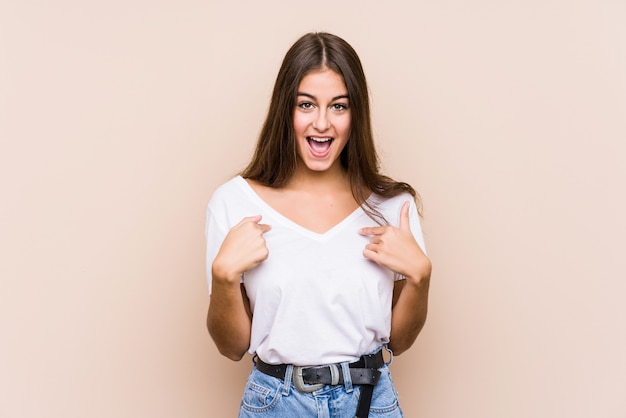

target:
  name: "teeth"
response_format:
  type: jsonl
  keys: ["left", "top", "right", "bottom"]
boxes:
{"left": 308, "top": 137, "right": 332, "bottom": 142}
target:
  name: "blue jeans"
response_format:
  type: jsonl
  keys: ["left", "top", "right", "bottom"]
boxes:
{"left": 238, "top": 355, "right": 404, "bottom": 417}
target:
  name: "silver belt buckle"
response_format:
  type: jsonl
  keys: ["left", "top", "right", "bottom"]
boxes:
{"left": 293, "top": 364, "right": 339, "bottom": 393}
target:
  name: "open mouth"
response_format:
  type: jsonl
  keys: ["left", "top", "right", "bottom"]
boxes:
{"left": 307, "top": 136, "right": 333, "bottom": 157}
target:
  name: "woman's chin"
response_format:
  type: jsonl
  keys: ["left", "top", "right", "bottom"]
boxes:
{"left": 299, "top": 158, "right": 342, "bottom": 174}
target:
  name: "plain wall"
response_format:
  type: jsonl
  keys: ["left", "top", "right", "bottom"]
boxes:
{"left": 1, "top": 0, "right": 625, "bottom": 417}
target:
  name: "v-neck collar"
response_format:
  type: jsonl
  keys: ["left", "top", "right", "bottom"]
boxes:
{"left": 235, "top": 176, "right": 370, "bottom": 241}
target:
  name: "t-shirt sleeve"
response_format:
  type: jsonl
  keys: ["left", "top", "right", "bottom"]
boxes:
{"left": 409, "top": 199, "right": 427, "bottom": 255}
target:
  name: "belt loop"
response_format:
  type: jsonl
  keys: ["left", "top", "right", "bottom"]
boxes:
{"left": 384, "top": 344, "right": 394, "bottom": 366}
{"left": 340, "top": 362, "right": 353, "bottom": 393}
{"left": 282, "top": 364, "right": 293, "bottom": 395}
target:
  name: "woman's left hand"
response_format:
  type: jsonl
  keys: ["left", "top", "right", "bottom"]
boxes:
{"left": 359, "top": 201, "right": 431, "bottom": 284}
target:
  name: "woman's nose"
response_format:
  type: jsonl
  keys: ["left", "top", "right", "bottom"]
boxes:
{"left": 313, "top": 110, "right": 330, "bottom": 131}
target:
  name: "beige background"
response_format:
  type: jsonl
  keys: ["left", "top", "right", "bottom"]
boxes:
{"left": 1, "top": 0, "right": 625, "bottom": 417}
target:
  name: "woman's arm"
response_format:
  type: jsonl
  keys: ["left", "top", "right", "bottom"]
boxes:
{"left": 207, "top": 283, "right": 252, "bottom": 361}
{"left": 360, "top": 200, "right": 432, "bottom": 355}
{"left": 206, "top": 215, "right": 270, "bottom": 361}
{"left": 389, "top": 272, "right": 430, "bottom": 355}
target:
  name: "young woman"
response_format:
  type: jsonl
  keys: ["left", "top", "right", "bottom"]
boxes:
{"left": 205, "top": 32, "right": 431, "bottom": 418}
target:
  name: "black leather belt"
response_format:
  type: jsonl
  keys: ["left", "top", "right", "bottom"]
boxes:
{"left": 255, "top": 350, "right": 385, "bottom": 418}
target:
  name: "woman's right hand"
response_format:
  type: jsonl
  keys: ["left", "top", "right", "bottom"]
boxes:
{"left": 212, "top": 215, "right": 271, "bottom": 284}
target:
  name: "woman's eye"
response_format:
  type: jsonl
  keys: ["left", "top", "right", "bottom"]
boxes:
{"left": 332, "top": 103, "right": 348, "bottom": 111}
{"left": 298, "top": 102, "right": 314, "bottom": 110}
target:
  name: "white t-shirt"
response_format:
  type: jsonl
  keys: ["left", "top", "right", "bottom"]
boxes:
{"left": 205, "top": 176, "right": 426, "bottom": 366}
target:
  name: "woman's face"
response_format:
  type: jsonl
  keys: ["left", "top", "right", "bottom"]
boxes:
{"left": 293, "top": 68, "right": 351, "bottom": 174}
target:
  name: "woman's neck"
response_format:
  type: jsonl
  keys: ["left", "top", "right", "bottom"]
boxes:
{"left": 286, "top": 163, "right": 351, "bottom": 193}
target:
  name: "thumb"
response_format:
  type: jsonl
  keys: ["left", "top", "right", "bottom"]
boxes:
{"left": 239, "top": 216, "right": 271, "bottom": 233}
{"left": 236, "top": 215, "right": 262, "bottom": 227}
{"left": 399, "top": 201, "right": 411, "bottom": 231}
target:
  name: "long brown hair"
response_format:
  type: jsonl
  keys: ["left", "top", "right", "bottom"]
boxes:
{"left": 241, "top": 32, "right": 421, "bottom": 223}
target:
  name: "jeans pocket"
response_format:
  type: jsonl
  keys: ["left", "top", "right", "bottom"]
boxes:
{"left": 240, "top": 370, "right": 283, "bottom": 414}
{"left": 368, "top": 366, "right": 403, "bottom": 416}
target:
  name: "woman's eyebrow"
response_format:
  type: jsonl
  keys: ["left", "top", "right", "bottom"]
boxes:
{"left": 297, "top": 92, "right": 350, "bottom": 101}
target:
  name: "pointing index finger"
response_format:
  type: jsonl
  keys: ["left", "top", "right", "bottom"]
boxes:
{"left": 359, "top": 226, "right": 386, "bottom": 236}
{"left": 399, "top": 200, "right": 411, "bottom": 231}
